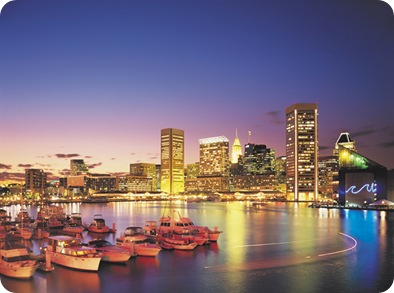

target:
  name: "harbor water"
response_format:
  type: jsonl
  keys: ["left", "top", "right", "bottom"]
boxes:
{"left": 1, "top": 201, "right": 393, "bottom": 293}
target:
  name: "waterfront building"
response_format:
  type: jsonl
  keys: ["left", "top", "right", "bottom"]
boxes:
{"left": 118, "top": 175, "right": 153, "bottom": 193}
{"left": 274, "top": 156, "right": 286, "bottom": 185}
{"left": 70, "top": 159, "right": 89, "bottom": 176}
{"left": 318, "top": 156, "right": 339, "bottom": 199}
{"left": 231, "top": 129, "right": 243, "bottom": 164}
{"left": 155, "top": 164, "right": 161, "bottom": 192}
{"left": 232, "top": 174, "right": 276, "bottom": 192}
{"left": 199, "top": 136, "right": 230, "bottom": 177}
{"left": 243, "top": 143, "right": 275, "bottom": 175}
{"left": 160, "top": 128, "right": 184, "bottom": 194}
{"left": 285, "top": 103, "right": 318, "bottom": 201}
{"left": 86, "top": 174, "right": 117, "bottom": 193}
{"left": 184, "top": 176, "right": 230, "bottom": 193}
{"left": 333, "top": 132, "right": 356, "bottom": 156}
{"left": 185, "top": 136, "right": 231, "bottom": 193}
{"left": 130, "top": 163, "right": 157, "bottom": 191}
{"left": 186, "top": 163, "right": 200, "bottom": 179}
{"left": 25, "top": 169, "right": 47, "bottom": 195}
{"left": 338, "top": 146, "right": 387, "bottom": 207}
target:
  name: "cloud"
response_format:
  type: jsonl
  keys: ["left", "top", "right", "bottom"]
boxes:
{"left": 58, "top": 169, "right": 70, "bottom": 176}
{"left": 110, "top": 158, "right": 116, "bottom": 160}
{"left": 18, "top": 164, "right": 33, "bottom": 168}
{"left": 351, "top": 129, "right": 375, "bottom": 138}
{"left": 266, "top": 110, "right": 284, "bottom": 125}
{"left": 87, "top": 162, "right": 102, "bottom": 169}
{"left": 0, "top": 163, "right": 12, "bottom": 170}
{"left": 55, "top": 153, "right": 80, "bottom": 159}
{"left": 149, "top": 156, "right": 158, "bottom": 160}
{"left": 130, "top": 153, "right": 136, "bottom": 156}
{"left": 84, "top": 156, "right": 92, "bottom": 159}
{"left": 379, "top": 140, "right": 394, "bottom": 148}
{"left": 319, "top": 145, "right": 330, "bottom": 151}
{"left": 0, "top": 172, "right": 25, "bottom": 182}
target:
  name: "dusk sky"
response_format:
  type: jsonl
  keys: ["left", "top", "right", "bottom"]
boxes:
{"left": 1, "top": 0, "right": 394, "bottom": 182}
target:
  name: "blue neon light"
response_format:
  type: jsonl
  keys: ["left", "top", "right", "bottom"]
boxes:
{"left": 346, "top": 183, "right": 377, "bottom": 194}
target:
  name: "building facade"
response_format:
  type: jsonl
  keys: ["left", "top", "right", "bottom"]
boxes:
{"left": 285, "top": 103, "right": 318, "bottom": 201}
{"left": 199, "top": 136, "right": 230, "bottom": 177}
{"left": 160, "top": 128, "right": 185, "bottom": 194}
{"left": 130, "top": 163, "right": 157, "bottom": 191}
{"left": 25, "top": 169, "right": 47, "bottom": 195}
{"left": 243, "top": 143, "right": 275, "bottom": 175}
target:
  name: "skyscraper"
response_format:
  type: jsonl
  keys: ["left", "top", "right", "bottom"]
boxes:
{"left": 199, "top": 136, "right": 230, "bottom": 177}
{"left": 160, "top": 128, "right": 184, "bottom": 194}
{"left": 285, "top": 103, "right": 318, "bottom": 201}
{"left": 231, "top": 129, "right": 243, "bottom": 164}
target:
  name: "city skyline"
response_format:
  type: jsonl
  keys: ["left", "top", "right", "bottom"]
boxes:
{"left": 1, "top": 1, "right": 394, "bottom": 183}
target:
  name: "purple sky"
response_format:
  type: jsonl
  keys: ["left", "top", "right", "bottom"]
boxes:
{"left": 1, "top": 0, "right": 393, "bottom": 182}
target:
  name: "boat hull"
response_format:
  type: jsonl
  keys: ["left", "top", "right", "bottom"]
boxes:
{"left": 0, "top": 262, "right": 38, "bottom": 279}
{"left": 101, "top": 251, "right": 132, "bottom": 263}
{"left": 48, "top": 252, "right": 101, "bottom": 271}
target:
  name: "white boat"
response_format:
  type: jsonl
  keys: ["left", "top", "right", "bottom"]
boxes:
{"left": 86, "top": 239, "right": 133, "bottom": 263}
{"left": 46, "top": 235, "right": 102, "bottom": 271}
{"left": 87, "top": 214, "right": 112, "bottom": 233}
{"left": 158, "top": 210, "right": 222, "bottom": 242}
{"left": 0, "top": 236, "right": 38, "bottom": 279}
{"left": 116, "top": 236, "right": 161, "bottom": 257}
{"left": 116, "top": 227, "right": 161, "bottom": 257}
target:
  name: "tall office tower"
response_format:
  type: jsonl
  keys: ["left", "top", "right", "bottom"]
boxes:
{"left": 199, "top": 136, "right": 230, "bottom": 176}
{"left": 231, "top": 129, "right": 243, "bottom": 164}
{"left": 333, "top": 132, "right": 356, "bottom": 156}
{"left": 25, "top": 169, "right": 47, "bottom": 194}
{"left": 285, "top": 103, "right": 318, "bottom": 201}
{"left": 70, "top": 159, "right": 89, "bottom": 176}
{"left": 243, "top": 143, "right": 275, "bottom": 175}
{"left": 130, "top": 163, "right": 157, "bottom": 191}
{"left": 160, "top": 128, "right": 184, "bottom": 194}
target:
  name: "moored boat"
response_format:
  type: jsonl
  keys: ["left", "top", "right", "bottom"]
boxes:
{"left": 86, "top": 239, "right": 132, "bottom": 263}
{"left": 87, "top": 214, "right": 112, "bottom": 233}
{"left": 46, "top": 235, "right": 102, "bottom": 271}
{"left": 158, "top": 210, "right": 222, "bottom": 242}
{"left": 0, "top": 236, "right": 38, "bottom": 279}
{"left": 159, "top": 235, "right": 198, "bottom": 251}
{"left": 116, "top": 227, "right": 161, "bottom": 257}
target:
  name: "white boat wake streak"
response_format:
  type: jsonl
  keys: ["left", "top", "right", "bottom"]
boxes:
{"left": 204, "top": 232, "right": 358, "bottom": 272}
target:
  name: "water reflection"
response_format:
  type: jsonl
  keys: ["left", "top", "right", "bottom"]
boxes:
{"left": 1, "top": 202, "right": 393, "bottom": 293}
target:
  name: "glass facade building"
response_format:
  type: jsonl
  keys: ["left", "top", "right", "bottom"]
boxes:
{"left": 285, "top": 103, "right": 318, "bottom": 201}
{"left": 160, "top": 128, "right": 184, "bottom": 194}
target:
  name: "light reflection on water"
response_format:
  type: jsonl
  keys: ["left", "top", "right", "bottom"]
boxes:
{"left": 1, "top": 202, "right": 393, "bottom": 293}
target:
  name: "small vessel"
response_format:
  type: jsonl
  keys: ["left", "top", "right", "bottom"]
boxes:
{"left": 158, "top": 210, "right": 222, "bottom": 242}
{"left": 46, "top": 235, "right": 102, "bottom": 271}
{"left": 87, "top": 214, "right": 112, "bottom": 233}
{"left": 0, "top": 236, "right": 38, "bottom": 279}
{"left": 86, "top": 239, "right": 133, "bottom": 263}
{"left": 159, "top": 235, "right": 198, "bottom": 251}
{"left": 116, "top": 227, "right": 161, "bottom": 257}
{"left": 63, "top": 223, "right": 85, "bottom": 235}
